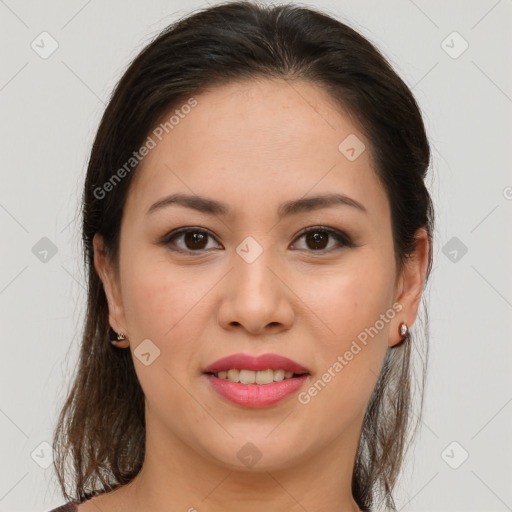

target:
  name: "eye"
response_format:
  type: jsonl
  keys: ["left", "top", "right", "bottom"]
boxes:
{"left": 162, "top": 227, "right": 222, "bottom": 253}
{"left": 291, "top": 226, "right": 355, "bottom": 252}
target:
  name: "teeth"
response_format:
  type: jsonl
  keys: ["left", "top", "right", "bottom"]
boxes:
{"left": 215, "top": 369, "right": 297, "bottom": 384}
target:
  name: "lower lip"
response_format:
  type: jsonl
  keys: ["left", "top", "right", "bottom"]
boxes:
{"left": 205, "top": 374, "right": 309, "bottom": 408}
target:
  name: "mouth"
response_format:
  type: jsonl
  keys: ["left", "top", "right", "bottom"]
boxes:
{"left": 202, "top": 353, "right": 311, "bottom": 408}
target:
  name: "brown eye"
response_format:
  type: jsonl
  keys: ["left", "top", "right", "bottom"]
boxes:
{"left": 164, "top": 228, "right": 221, "bottom": 253}
{"left": 292, "top": 227, "right": 354, "bottom": 252}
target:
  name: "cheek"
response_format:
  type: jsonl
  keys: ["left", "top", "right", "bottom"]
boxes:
{"left": 298, "top": 254, "right": 395, "bottom": 343}
{"left": 295, "top": 257, "right": 393, "bottom": 404}
{"left": 120, "top": 251, "right": 215, "bottom": 358}
{"left": 118, "top": 238, "right": 183, "bottom": 336}
{"left": 123, "top": 269, "right": 182, "bottom": 339}
{"left": 119, "top": 257, "right": 209, "bottom": 408}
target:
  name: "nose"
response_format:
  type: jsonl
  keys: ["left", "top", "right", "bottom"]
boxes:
{"left": 216, "top": 244, "right": 295, "bottom": 336}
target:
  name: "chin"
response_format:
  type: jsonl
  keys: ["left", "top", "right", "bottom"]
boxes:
{"left": 200, "top": 435, "right": 310, "bottom": 473}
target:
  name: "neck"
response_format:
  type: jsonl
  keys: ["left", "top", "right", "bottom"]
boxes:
{"left": 120, "top": 412, "right": 364, "bottom": 512}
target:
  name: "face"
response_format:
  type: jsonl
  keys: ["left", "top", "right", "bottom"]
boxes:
{"left": 94, "top": 78, "right": 427, "bottom": 475}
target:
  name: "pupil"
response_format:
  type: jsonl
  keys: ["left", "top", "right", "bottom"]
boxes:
{"left": 307, "top": 231, "right": 327, "bottom": 250}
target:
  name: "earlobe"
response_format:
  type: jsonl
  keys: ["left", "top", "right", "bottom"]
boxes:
{"left": 389, "top": 227, "right": 430, "bottom": 348}
{"left": 93, "top": 234, "right": 128, "bottom": 343}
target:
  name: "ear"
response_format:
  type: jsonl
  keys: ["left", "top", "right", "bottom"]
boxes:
{"left": 93, "top": 233, "right": 129, "bottom": 348}
{"left": 389, "top": 227, "right": 430, "bottom": 347}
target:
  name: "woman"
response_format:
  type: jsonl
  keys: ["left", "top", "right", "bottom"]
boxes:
{"left": 49, "top": 2, "right": 434, "bottom": 511}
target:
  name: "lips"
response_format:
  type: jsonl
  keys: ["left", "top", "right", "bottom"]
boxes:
{"left": 203, "top": 353, "right": 310, "bottom": 375}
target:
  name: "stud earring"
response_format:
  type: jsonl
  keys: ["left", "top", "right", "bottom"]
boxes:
{"left": 399, "top": 321, "right": 409, "bottom": 339}
{"left": 109, "top": 326, "right": 128, "bottom": 345}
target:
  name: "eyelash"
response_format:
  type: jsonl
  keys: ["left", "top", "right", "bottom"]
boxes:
{"left": 160, "top": 226, "right": 356, "bottom": 255}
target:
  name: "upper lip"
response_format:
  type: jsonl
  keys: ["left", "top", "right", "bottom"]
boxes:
{"left": 203, "top": 353, "right": 310, "bottom": 374}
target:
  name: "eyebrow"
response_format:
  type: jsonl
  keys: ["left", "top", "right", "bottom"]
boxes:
{"left": 146, "top": 192, "right": 367, "bottom": 218}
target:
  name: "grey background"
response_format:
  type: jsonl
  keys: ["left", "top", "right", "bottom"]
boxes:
{"left": 1, "top": 0, "right": 511, "bottom": 511}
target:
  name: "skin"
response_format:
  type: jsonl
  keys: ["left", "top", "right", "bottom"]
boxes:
{"left": 88, "top": 78, "right": 429, "bottom": 512}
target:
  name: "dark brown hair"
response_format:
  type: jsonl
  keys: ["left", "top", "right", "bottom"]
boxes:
{"left": 52, "top": 2, "right": 434, "bottom": 511}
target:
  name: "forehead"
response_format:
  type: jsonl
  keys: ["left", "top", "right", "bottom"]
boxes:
{"left": 124, "top": 78, "right": 388, "bottom": 222}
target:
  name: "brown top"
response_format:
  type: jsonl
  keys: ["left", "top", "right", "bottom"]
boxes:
{"left": 47, "top": 503, "right": 78, "bottom": 512}
{"left": 48, "top": 490, "right": 99, "bottom": 511}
